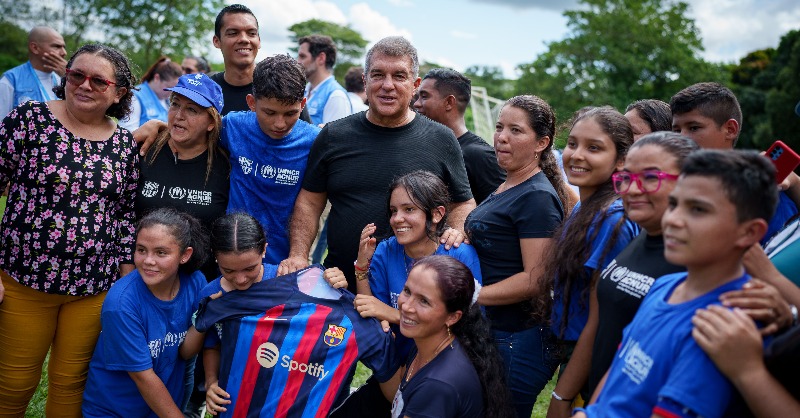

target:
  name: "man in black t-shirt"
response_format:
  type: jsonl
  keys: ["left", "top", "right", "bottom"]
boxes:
{"left": 279, "top": 37, "right": 476, "bottom": 291}
{"left": 413, "top": 68, "right": 504, "bottom": 204}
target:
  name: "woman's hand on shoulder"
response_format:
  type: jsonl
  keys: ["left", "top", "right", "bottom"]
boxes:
{"left": 324, "top": 267, "right": 348, "bottom": 289}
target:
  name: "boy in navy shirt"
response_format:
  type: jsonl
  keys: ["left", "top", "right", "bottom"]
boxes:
{"left": 574, "top": 150, "right": 778, "bottom": 418}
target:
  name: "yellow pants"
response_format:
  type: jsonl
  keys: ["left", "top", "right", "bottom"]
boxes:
{"left": 0, "top": 271, "right": 106, "bottom": 417}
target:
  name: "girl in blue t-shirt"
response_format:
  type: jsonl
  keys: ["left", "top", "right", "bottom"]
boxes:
{"left": 82, "top": 208, "right": 210, "bottom": 418}
{"left": 325, "top": 170, "right": 482, "bottom": 359}
{"left": 536, "top": 107, "right": 639, "bottom": 412}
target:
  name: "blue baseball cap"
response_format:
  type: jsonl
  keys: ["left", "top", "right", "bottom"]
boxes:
{"left": 164, "top": 73, "right": 224, "bottom": 114}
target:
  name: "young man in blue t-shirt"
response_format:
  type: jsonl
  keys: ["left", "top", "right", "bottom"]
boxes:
{"left": 223, "top": 54, "right": 321, "bottom": 265}
{"left": 574, "top": 150, "right": 779, "bottom": 418}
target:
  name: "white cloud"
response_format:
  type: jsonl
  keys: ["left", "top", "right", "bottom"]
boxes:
{"left": 387, "top": 0, "right": 414, "bottom": 7}
{"left": 349, "top": 3, "right": 413, "bottom": 44}
{"left": 450, "top": 30, "right": 477, "bottom": 40}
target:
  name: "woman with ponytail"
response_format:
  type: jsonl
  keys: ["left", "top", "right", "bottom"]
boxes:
{"left": 465, "top": 95, "right": 569, "bottom": 417}
{"left": 392, "top": 255, "right": 513, "bottom": 418}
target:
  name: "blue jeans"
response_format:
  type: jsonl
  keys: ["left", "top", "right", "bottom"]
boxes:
{"left": 492, "top": 326, "right": 560, "bottom": 418}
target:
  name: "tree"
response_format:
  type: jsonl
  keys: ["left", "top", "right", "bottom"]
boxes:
{"left": 464, "top": 65, "right": 514, "bottom": 100}
{"left": 729, "top": 49, "right": 775, "bottom": 149}
{"left": 0, "top": 21, "right": 30, "bottom": 72}
{"left": 287, "top": 19, "right": 368, "bottom": 82}
{"left": 515, "top": 0, "right": 728, "bottom": 127}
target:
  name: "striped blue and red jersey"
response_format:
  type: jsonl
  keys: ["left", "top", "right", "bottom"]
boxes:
{"left": 194, "top": 265, "right": 400, "bottom": 418}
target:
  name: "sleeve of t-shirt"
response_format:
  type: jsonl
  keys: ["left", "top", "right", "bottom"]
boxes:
{"left": 0, "top": 102, "right": 25, "bottom": 187}
{"left": 0, "top": 77, "right": 14, "bottom": 119}
{"left": 118, "top": 96, "right": 141, "bottom": 132}
{"left": 101, "top": 303, "right": 154, "bottom": 372}
{"left": 439, "top": 134, "right": 473, "bottom": 203}
{"left": 453, "top": 244, "right": 483, "bottom": 285}
{"left": 322, "top": 90, "right": 352, "bottom": 123}
{"left": 368, "top": 240, "right": 391, "bottom": 306}
{"left": 509, "top": 188, "right": 563, "bottom": 239}
{"left": 402, "top": 378, "right": 461, "bottom": 418}
{"left": 301, "top": 125, "right": 330, "bottom": 193}
{"left": 584, "top": 204, "right": 639, "bottom": 271}
{"left": 463, "top": 143, "right": 504, "bottom": 202}
{"left": 656, "top": 333, "right": 735, "bottom": 418}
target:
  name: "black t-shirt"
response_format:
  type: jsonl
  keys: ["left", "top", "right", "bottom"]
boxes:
{"left": 210, "top": 71, "right": 311, "bottom": 122}
{"left": 464, "top": 172, "right": 563, "bottom": 332}
{"left": 587, "top": 232, "right": 685, "bottom": 397}
{"left": 458, "top": 131, "right": 504, "bottom": 205}
{"left": 136, "top": 145, "right": 230, "bottom": 280}
{"left": 303, "top": 113, "right": 473, "bottom": 291}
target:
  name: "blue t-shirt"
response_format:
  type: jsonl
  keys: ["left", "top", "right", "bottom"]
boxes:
{"left": 82, "top": 269, "right": 206, "bottom": 418}
{"left": 201, "top": 263, "right": 279, "bottom": 348}
{"left": 551, "top": 199, "right": 640, "bottom": 341}
{"left": 194, "top": 265, "right": 400, "bottom": 418}
{"left": 369, "top": 237, "right": 483, "bottom": 358}
{"left": 765, "top": 191, "right": 798, "bottom": 245}
{"left": 222, "top": 112, "right": 320, "bottom": 264}
{"left": 586, "top": 272, "right": 751, "bottom": 418}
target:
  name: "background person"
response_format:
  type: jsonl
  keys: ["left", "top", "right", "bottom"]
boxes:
{"left": 297, "top": 34, "right": 352, "bottom": 125}
{"left": 624, "top": 99, "right": 671, "bottom": 141}
{"left": 344, "top": 66, "right": 368, "bottom": 112}
{"left": 0, "top": 26, "right": 67, "bottom": 118}
{"left": 0, "top": 43, "right": 138, "bottom": 416}
{"left": 182, "top": 56, "right": 211, "bottom": 74}
{"left": 120, "top": 56, "right": 182, "bottom": 131}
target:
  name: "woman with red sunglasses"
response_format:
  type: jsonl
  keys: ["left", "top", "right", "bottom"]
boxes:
{"left": 0, "top": 43, "right": 139, "bottom": 416}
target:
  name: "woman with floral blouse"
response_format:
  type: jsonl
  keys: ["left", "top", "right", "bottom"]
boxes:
{"left": 0, "top": 44, "right": 139, "bottom": 416}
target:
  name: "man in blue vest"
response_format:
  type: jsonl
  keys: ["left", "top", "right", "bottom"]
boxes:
{"left": 297, "top": 35, "right": 352, "bottom": 126}
{"left": 0, "top": 26, "right": 67, "bottom": 118}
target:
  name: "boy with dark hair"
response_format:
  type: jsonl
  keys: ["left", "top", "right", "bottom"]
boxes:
{"left": 670, "top": 81, "right": 798, "bottom": 244}
{"left": 224, "top": 54, "right": 320, "bottom": 264}
{"left": 574, "top": 150, "right": 778, "bottom": 418}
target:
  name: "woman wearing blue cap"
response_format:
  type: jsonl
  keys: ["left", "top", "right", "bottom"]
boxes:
{"left": 136, "top": 72, "right": 229, "bottom": 281}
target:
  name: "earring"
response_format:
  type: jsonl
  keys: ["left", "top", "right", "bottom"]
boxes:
{"left": 447, "top": 326, "right": 451, "bottom": 338}
{"left": 534, "top": 152, "right": 539, "bottom": 160}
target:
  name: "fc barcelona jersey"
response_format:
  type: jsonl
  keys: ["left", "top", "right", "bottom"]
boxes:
{"left": 194, "top": 265, "right": 399, "bottom": 418}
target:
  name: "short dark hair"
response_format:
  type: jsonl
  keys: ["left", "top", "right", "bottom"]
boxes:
{"left": 680, "top": 150, "right": 778, "bottom": 223}
{"left": 387, "top": 170, "right": 450, "bottom": 241}
{"left": 214, "top": 4, "right": 258, "bottom": 39}
{"left": 141, "top": 56, "right": 182, "bottom": 83}
{"left": 252, "top": 54, "right": 306, "bottom": 104}
{"left": 211, "top": 212, "right": 267, "bottom": 255}
{"left": 185, "top": 56, "right": 211, "bottom": 73}
{"left": 298, "top": 34, "right": 337, "bottom": 69}
{"left": 137, "top": 208, "right": 210, "bottom": 273}
{"left": 670, "top": 82, "right": 743, "bottom": 140}
{"left": 422, "top": 68, "right": 471, "bottom": 114}
{"left": 625, "top": 99, "right": 672, "bottom": 133}
{"left": 344, "top": 66, "right": 364, "bottom": 93}
{"left": 54, "top": 43, "right": 137, "bottom": 120}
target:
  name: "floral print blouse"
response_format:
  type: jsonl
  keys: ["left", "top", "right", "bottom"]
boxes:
{"left": 0, "top": 101, "right": 139, "bottom": 296}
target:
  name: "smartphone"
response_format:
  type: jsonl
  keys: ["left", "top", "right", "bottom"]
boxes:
{"left": 765, "top": 140, "right": 800, "bottom": 184}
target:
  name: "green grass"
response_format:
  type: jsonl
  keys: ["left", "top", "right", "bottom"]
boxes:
{"left": 24, "top": 353, "right": 48, "bottom": 418}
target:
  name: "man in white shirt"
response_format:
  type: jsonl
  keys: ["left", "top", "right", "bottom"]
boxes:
{"left": 0, "top": 26, "right": 67, "bottom": 118}
{"left": 297, "top": 35, "right": 352, "bottom": 125}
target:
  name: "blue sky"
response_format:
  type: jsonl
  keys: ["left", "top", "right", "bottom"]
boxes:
{"left": 224, "top": 0, "right": 800, "bottom": 78}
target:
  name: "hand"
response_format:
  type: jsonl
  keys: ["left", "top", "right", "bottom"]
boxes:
{"left": 132, "top": 120, "right": 168, "bottom": 156}
{"left": 692, "top": 305, "right": 764, "bottom": 381}
{"left": 720, "top": 278, "right": 791, "bottom": 335}
{"left": 42, "top": 52, "right": 67, "bottom": 77}
{"left": 278, "top": 255, "right": 309, "bottom": 276}
{"left": 743, "top": 244, "right": 782, "bottom": 282}
{"left": 546, "top": 395, "right": 573, "bottom": 418}
{"left": 356, "top": 223, "right": 377, "bottom": 268}
{"left": 354, "top": 294, "right": 398, "bottom": 326}
{"left": 439, "top": 227, "right": 467, "bottom": 250}
{"left": 323, "top": 267, "right": 348, "bottom": 289}
{"left": 0, "top": 275, "right": 4, "bottom": 304}
{"left": 205, "top": 381, "right": 231, "bottom": 416}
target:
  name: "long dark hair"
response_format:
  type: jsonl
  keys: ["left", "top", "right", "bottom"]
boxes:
{"left": 503, "top": 95, "right": 570, "bottom": 211}
{"left": 414, "top": 256, "right": 515, "bottom": 418}
{"left": 137, "top": 208, "right": 209, "bottom": 274}
{"left": 54, "top": 43, "right": 137, "bottom": 120}
{"left": 386, "top": 170, "right": 450, "bottom": 241}
{"left": 211, "top": 212, "right": 267, "bottom": 255}
{"left": 536, "top": 106, "right": 634, "bottom": 337}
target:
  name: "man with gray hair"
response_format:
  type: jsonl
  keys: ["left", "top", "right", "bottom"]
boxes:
{"left": 0, "top": 26, "right": 67, "bottom": 117}
{"left": 280, "top": 36, "right": 475, "bottom": 291}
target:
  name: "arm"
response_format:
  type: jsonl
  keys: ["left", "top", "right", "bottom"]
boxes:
{"left": 131, "top": 119, "right": 168, "bottom": 156}
{"left": 128, "top": 369, "right": 184, "bottom": 418}
{"left": 279, "top": 189, "right": 327, "bottom": 275}
{"left": 203, "top": 346, "right": 230, "bottom": 416}
{"left": 446, "top": 199, "right": 476, "bottom": 234}
{"left": 179, "top": 326, "right": 205, "bottom": 359}
{"left": 477, "top": 238, "right": 551, "bottom": 305}
{"left": 547, "top": 285, "right": 599, "bottom": 418}
{"left": 692, "top": 305, "right": 800, "bottom": 417}
{"left": 782, "top": 172, "right": 800, "bottom": 208}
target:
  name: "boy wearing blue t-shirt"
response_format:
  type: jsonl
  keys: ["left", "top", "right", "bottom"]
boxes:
{"left": 223, "top": 54, "right": 321, "bottom": 265}
{"left": 574, "top": 150, "right": 779, "bottom": 418}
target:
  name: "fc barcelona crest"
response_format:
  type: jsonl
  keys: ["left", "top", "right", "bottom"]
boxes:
{"left": 324, "top": 324, "right": 347, "bottom": 347}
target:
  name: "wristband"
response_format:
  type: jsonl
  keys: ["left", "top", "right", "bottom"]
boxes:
{"left": 552, "top": 390, "right": 574, "bottom": 402}
{"left": 354, "top": 260, "right": 369, "bottom": 272}
{"left": 791, "top": 304, "right": 798, "bottom": 327}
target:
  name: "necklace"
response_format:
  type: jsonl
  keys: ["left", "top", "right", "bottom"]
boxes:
{"left": 405, "top": 333, "right": 454, "bottom": 382}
